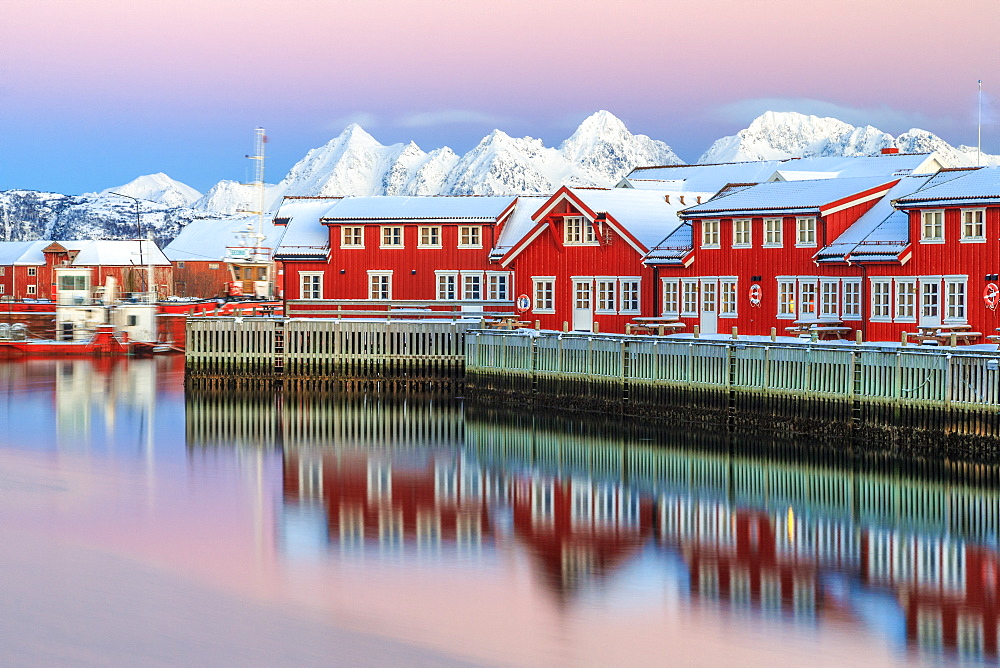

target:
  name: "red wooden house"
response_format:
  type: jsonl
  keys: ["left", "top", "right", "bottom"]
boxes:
{"left": 499, "top": 187, "right": 703, "bottom": 332}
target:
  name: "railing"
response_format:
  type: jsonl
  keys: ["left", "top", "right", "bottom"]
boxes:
{"left": 285, "top": 299, "right": 514, "bottom": 319}
{"left": 466, "top": 331, "right": 1000, "bottom": 410}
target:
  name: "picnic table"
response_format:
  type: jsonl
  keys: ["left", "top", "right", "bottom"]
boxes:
{"left": 784, "top": 318, "right": 853, "bottom": 340}
{"left": 627, "top": 318, "right": 686, "bottom": 335}
{"left": 913, "top": 323, "right": 981, "bottom": 346}
{"left": 482, "top": 314, "right": 532, "bottom": 329}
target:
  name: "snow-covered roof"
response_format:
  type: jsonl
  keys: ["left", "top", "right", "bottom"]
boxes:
{"left": 766, "top": 153, "right": 939, "bottom": 180}
{"left": 63, "top": 240, "right": 171, "bottom": 266}
{"left": 623, "top": 161, "right": 785, "bottom": 192}
{"left": 319, "top": 195, "right": 516, "bottom": 222}
{"left": 644, "top": 224, "right": 693, "bottom": 265}
{"left": 0, "top": 240, "right": 49, "bottom": 265}
{"left": 680, "top": 176, "right": 898, "bottom": 217}
{"left": 491, "top": 196, "right": 549, "bottom": 260}
{"left": 894, "top": 167, "right": 1000, "bottom": 207}
{"left": 816, "top": 176, "right": 934, "bottom": 263}
{"left": 268, "top": 197, "right": 343, "bottom": 260}
{"left": 164, "top": 216, "right": 286, "bottom": 262}
{"left": 565, "top": 188, "right": 693, "bottom": 249}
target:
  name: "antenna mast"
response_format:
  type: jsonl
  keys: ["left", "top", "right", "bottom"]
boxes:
{"left": 978, "top": 80, "right": 983, "bottom": 167}
{"left": 249, "top": 127, "right": 267, "bottom": 251}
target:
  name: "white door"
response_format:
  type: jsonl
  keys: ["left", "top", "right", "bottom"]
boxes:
{"left": 919, "top": 279, "right": 941, "bottom": 328}
{"left": 700, "top": 279, "right": 718, "bottom": 334}
{"left": 572, "top": 280, "right": 593, "bottom": 331}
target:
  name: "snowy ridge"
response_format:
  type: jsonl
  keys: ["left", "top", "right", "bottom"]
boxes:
{"left": 700, "top": 111, "right": 1000, "bottom": 166}
{"left": 98, "top": 173, "right": 202, "bottom": 208}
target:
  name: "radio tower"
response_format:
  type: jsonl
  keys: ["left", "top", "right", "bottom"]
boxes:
{"left": 247, "top": 127, "right": 267, "bottom": 254}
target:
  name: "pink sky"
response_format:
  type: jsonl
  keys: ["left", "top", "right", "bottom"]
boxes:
{"left": 2, "top": 0, "right": 997, "bottom": 194}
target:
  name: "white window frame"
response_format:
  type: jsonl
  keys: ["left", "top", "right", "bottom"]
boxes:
{"left": 462, "top": 272, "right": 483, "bottom": 300}
{"left": 796, "top": 217, "right": 817, "bottom": 248}
{"left": 436, "top": 272, "right": 458, "bottom": 300}
{"left": 620, "top": 278, "right": 641, "bottom": 314}
{"left": 662, "top": 279, "right": 679, "bottom": 317}
{"left": 945, "top": 276, "right": 968, "bottom": 323}
{"left": 0, "top": 285, "right": 4, "bottom": 294}
{"left": 458, "top": 226, "right": 482, "bottom": 248}
{"left": 732, "top": 219, "right": 751, "bottom": 248}
{"left": 870, "top": 278, "right": 892, "bottom": 321}
{"left": 895, "top": 279, "right": 916, "bottom": 322}
{"left": 842, "top": 280, "right": 861, "bottom": 320}
{"left": 960, "top": 209, "right": 985, "bottom": 242}
{"left": 596, "top": 278, "right": 616, "bottom": 313}
{"left": 764, "top": 218, "right": 783, "bottom": 248}
{"left": 701, "top": 220, "right": 720, "bottom": 249}
{"left": 418, "top": 225, "right": 441, "bottom": 248}
{"left": 920, "top": 210, "right": 944, "bottom": 243}
{"left": 368, "top": 271, "right": 392, "bottom": 300}
{"left": 921, "top": 277, "right": 941, "bottom": 321}
{"left": 380, "top": 226, "right": 404, "bottom": 248}
{"left": 486, "top": 272, "right": 510, "bottom": 301}
{"left": 563, "top": 216, "right": 598, "bottom": 245}
{"left": 0, "top": 267, "right": 5, "bottom": 276}
{"left": 27, "top": 267, "right": 37, "bottom": 277}
{"left": 820, "top": 279, "right": 839, "bottom": 318}
{"left": 208, "top": 263, "right": 220, "bottom": 270}
{"left": 720, "top": 278, "right": 738, "bottom": 318}
{"left": 26, "top": 285, "right": 36, "bottom": 295}
{"left": 681, "top": 280, "right": 699, "bottom": 317}
{"left": 341, "top": 226, "right": 364, "bottom": 248}
{"left": 300, "top": 272, "right": 323, "bottom": 300}
{"left": 777, "top": 278, "right": 796, "bottom": 318}
{"left": 798, "top": 278, "right": 818, "bottom": 318}
{"left": 532, "top": 276, "right": 555, "bottom": 313}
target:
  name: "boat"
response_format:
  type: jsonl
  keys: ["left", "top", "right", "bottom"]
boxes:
{"left": 0, "top": 323, "right": 133, "bottom": 357}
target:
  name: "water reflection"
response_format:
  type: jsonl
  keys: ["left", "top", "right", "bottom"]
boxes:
{"left": 5, "top": 358, "right": 1000, "bottom": 663}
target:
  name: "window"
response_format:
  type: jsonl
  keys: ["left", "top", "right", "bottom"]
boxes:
{"left": 368, "top": 272, "right": 391, "bottom": 300}
{"left": 820, "top": 280, "right": 838, "bottom": 317}
{"left": 458, "top": 226, "right": 481, "bottom": 248}
{"left": 720, "top": 280, "right": 737, "bottom": 317}
{"left": 574, "top": 281, "right": 592, "bottom": 309}
{"left": 300, "top": 272, "right": 322, "bottom": 299}
{"left": 419, "top": 226, "right": 441, "bottom": 248}
{"left": 620, "top": 279, "right": 640, "bottom": 313}
{"left": 871, "top": 280, "right": 891, "bottom": 320}
{"left": 0, "top": 285, "right": 4, "bottom": 294}
{"left": 921, "top": 210, "right": 943, "bottom": 242}
{"left": 59, "top": 275, "right": 88, "bottom": 291}
{"left": 797, "top": 217, "right": 817, "bottom": 247}
{"left": 596, "top": 279, "right": 616, "bottom": 312}
{"left": 799, "top": 280, "right": 817, "bottom": 317}
{"left": 701, "top": 220, "right": 720, "bottom": 248}
{"left": 843, "top": 281, "right": 861, "bottom": 319}
{"left": 681, "top": 281, "right": 699, "bottom": 316}
{"left": 563, "top": 216, "right": 596, "bottom": 244}
{"left": 176, "top": 261, "right": 185, "bottom": 269}
{"left": 533, "top": 278, "right": 554, "bottom": 312}
{"left": 342, "top": 226, "right": 364, "bottom": 248}
{"left": 662, "top": 280, "right": 679, "bottom": 316}
{"left": 463, "top": 274, "right": 482, "bottom": 300}
{"left": 961, "top": 209, "right": 985, "bottom": 241}
{"left": 0, "top": 267, "right": 5, "bottom": 276}
{"left": 764, "top": 218, "right": 783, "bottom": 247}
{"left": 896, "top": 280, "right": 916, "bottom": 321}
{"left": 778, "top": 280, "right": 796, "bottom": 317}
{"left": 208, "top": 263, "right": 220, "bottom": 270}
{"left": 436, "top": 273, "right": 457, "bottom": 300}
{"left": 701, "top": 282, "right": 716, "bottom": 313}
{"left": 26, "top": 285, "right": 36, "bottom": 295}
{"left": 946, "top": 278, "right": 967, "bottom": 321}
{"left": 381, "top": 226, "right": 403, "bottom": 248}
{"left": 487, "top": 273, "right": 509, "bottom": 300}
{"left": 732, "top": 219, "right": 751, "bottom": 248}
{"left": 27, "top": 267, "right": 37, "bottom": 277}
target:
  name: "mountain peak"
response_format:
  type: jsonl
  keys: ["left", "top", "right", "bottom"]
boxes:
{"left": 100, "top": 173, "right": 202, "bottom": 207}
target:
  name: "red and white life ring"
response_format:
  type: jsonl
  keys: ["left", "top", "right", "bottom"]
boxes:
{"left": 515, "top": 294, "right": 530, "bottom": 313}
{"left": 749, "top": 283, "right": 762, "bottom": 307}
{"left": 985, "top": 283, "right": 999, "bottom": 310}
{"left": 228, "top": 281, "right": 244, "bottom": 297}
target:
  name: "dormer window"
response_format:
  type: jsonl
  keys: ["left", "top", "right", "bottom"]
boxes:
{"left": 564, "top": 216, "right": 597, "bottom": 245}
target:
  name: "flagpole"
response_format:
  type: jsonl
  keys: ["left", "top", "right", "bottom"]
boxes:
{"left": 978, "top": 79, "right": 983, "bottom": 167}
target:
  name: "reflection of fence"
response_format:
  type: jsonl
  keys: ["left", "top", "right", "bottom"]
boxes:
{"left": 467, "top": 331, "right": 1000, "bottom": 411}
{"left": 185, "top": 317, "right": 472, "bottom": 381}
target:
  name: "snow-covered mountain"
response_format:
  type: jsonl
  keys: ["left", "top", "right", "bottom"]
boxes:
{"left": 700, "top": 111, "right": 1000, "bottom": 166}
{"left": 99, "top": 173, "right": 202, "bottom": 208}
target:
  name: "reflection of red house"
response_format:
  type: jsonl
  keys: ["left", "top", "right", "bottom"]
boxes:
{"left": 282, "top": 450, "right": 494, "bottom": 548}
{"left": 509, "top": 474, "right": 653, "bottom": 595}
{"left": 861, "top": 530, "right": 1000, "bottom": 656}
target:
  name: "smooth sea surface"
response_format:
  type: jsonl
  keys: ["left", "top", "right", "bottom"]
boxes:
{"left": 1, "top": 357, "right": 998, "bottom": 666}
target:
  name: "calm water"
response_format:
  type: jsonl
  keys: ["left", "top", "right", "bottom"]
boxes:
{"left": 2, "top": 357, "right": 999, "bottom": 666}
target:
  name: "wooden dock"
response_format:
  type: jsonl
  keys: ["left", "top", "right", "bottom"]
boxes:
{"left": 466, "top": 331, "right": 1000, "bottom": 413}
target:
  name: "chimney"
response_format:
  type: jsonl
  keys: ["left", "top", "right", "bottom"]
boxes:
{"left": 679, "top": 195, "right": 685, "bottom": 205}
{"left": 881, "top": 147, "right": 900, "bottom": 155}
{"left": 664, "top": 194, "right": 670, "bottom": 204}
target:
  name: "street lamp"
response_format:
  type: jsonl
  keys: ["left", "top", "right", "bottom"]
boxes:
{"left": 109, "top": 191, "right": 142, "bottom": 238}
{"left": 110, "top": 191, "right": 150, "bottom": 300}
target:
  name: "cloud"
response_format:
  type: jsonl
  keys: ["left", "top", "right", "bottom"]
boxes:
{"left": 712, "top": 98, "right": 943, "bottom": 134}
{"left": 326, "top": 112, "right": 379, "bottom": 131}
{"left": 396, "top": 110, "right": 508, "bottom": 128}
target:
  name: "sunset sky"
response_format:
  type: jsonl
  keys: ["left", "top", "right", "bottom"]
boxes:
{"left": 2, "top": 0, "right": 996, "bottom": 195}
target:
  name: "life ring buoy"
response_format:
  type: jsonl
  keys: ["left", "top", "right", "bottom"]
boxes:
{"left": 984, "top": 283, "right": 999, "bottom": 310}
{"left": 749, "top": 283, "right": 762, "bottom": 307}
{"left": 515, "top": 294, "right": 530, "bottom": 313}
{"left": 228, "top": 281, "right": 243, "bottom": 297}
